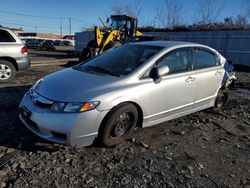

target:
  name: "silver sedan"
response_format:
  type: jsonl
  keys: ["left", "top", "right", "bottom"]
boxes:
{"left": 19, "top": 41, "right": 229, "bottom": 147}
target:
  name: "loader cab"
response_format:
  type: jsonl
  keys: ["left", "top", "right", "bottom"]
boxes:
{"left": 110, "top": 15, "right": 138, "bottom": 38}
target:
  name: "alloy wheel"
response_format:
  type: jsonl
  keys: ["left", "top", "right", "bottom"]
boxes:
{"left": 0, "top": 64, "right": 12, "bottom": 80}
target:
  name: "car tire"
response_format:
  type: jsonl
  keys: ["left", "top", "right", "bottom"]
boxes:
{"left": 0, "top": 60, "right": 16, "bottom": 83}
{"left": 213, "top": 88, "right": 229, "bottom": 112}
{"left": 99, "top": 103, "right": 138, "bottom": 147}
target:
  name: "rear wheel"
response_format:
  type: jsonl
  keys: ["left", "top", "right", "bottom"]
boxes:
{"left": 213, "top": 88, "right": 229, "bottom": 112}
{"left": 99, "top": 103, "right": 138, "bottom": 146}
{"left": 0, "top": 60, "right": 16, "bottom": 83}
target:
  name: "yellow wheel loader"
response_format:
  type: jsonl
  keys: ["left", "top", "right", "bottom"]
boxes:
{"left": 80, "top": 15, "right": 142, "bottom": 60}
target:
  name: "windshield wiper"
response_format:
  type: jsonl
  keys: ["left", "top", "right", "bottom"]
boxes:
{"left": 85, "top": 66, "right": 120, "bottom": 77}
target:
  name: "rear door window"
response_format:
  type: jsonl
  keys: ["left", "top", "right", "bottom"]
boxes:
{"left": 193, "top": 48, "right": 219, "bottom": 69}
{"left": 0, "top": 30, "right": 16, "bottom": 42}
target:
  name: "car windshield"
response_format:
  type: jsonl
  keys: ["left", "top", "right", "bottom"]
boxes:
{"left": 75, "top": 44, "right": 163, "bottom": 76}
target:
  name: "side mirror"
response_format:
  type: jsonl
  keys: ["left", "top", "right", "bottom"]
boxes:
{"left": 149, "top": 65, "right": 169, "bottom": 84}
{"left": 107, "top": 18, "right": 110, "bottom": 23}
{"left": 158, "top": 64, "right": 170, "bottom": 77}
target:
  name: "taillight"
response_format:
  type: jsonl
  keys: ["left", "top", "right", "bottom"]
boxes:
{"left": 21, "top": 46, "right": 28, "bottom": 54}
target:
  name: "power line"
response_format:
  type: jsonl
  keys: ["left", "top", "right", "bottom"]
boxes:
{"left": 71, "top": 18, "right": 92, "bottom": 25}
{"left": 0, "top": 10, "right": 94, "bottom": 34}
{"left": 0, "top": 21, "right": 68, "bottom": 29}
{"left": 0, "top": 10, "right": 67, "bottom": 20}
{"left": 0, "top": 17, "right": 64, "bottom": 26}
{"left": 0, "top": 10, "right": 94, "bottom": 25}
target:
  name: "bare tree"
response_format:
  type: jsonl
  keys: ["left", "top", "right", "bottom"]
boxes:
{"left": 195, "top": 0, "right": 224, "bottom": 24}
{"left": 247, "top": 7, "right": 250, "bottom": 18}
{"left": 155, "top": 6, "right": 166, "bottom": 28}
{"left": 111, "top": 3, "right": 124, "bottom": 15}
{"left": 111, "top": 1, "right": 143, "bottom": 24}
{"left": 235, "top": 15, "right": 247, "bottom": 28}
{"left": 244, "top": 5, "right": 250, "bottom": 23}
{"left": 224, "top": 17, "right": 234, "bottom": 29}
{"left": 156, "top": 0, "right": 183, "bottom": 28}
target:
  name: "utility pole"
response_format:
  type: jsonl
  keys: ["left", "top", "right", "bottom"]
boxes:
{"left": 69, "top": 18, "right": 71, "bottom": 36}
{"left": 60, "top": 21, "right": 62, "bottom": 37}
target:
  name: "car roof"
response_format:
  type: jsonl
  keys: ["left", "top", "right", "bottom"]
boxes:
{"left": 128, "top": 40, "right": 206, "bottom": 49}
{"left": 0, "top": 27, "right": 14, "bottom": 34}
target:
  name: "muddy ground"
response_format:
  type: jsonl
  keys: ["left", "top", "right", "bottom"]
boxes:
{"left": 0, "top": 63, "right": 249, "bottom": 188}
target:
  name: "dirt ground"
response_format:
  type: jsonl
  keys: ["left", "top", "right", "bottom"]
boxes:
{"left": 0, "top": 63, "right": 249, "bottom": 188}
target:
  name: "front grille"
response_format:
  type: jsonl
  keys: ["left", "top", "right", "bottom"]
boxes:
{"left": 29, "top": 89, "right": 54, "bottom": 108}
{"left": 35, "top": 101, "right": 52, "bottom": 108}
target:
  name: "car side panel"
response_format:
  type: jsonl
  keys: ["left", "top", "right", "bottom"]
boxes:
{"left": 137, "top": 71, "right": 195, "bottom": 127}
{"left": 193, "top": 66, "right": 225, "bottom": 109}
{"left": 0, "top": 43, "right": 24, "bottom": 58}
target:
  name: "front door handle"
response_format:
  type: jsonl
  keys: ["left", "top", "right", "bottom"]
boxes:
{"left": 215, "top": 71, "right": 223, "bottom": 76}
{"left": 185, "top": 76, "right": 196, "bottom": 82}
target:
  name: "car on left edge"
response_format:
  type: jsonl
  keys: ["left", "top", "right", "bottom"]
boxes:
{"left": 0, "top": 27, "right": 30, "bottom": 83}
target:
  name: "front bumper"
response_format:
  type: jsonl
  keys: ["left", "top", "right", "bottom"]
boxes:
{"left": 19, "top": 92, "right": 108, "bottom": 147}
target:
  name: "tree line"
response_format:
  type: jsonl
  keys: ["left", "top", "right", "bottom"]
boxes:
{"left": 111, "top": 0, "right": 250, "bottom": 31}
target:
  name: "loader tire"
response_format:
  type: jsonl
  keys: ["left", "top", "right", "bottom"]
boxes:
{"left": 80, "top": 47, "right": 93, "bottom": 61}
{"left": 103, "top": 41, "right": 122, "bottom": 52}
{"left": 79, "top": 40, "right": 96, "bottom": 61}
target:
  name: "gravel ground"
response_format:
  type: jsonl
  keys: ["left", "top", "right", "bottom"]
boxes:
{"left": 0, "top": 64, "right": 249, "bottom": 188}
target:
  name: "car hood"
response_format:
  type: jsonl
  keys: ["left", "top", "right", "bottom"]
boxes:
{"left": 34, "top": 68, "right": 122, "bottom": 102}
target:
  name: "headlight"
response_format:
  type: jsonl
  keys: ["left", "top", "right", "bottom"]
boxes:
{"left": 50, "top": 101, "right": 100, "bottom": 113}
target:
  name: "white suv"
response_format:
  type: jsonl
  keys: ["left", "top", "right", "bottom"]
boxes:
{"left": 0, "top": 27, "right": 30, "bottom": 82}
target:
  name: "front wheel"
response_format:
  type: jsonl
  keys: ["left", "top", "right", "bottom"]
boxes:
{"left": 99, "top": 103, "right": 138, "bottom": 146}
{"left": 0, "top": 60, "right": 16, "bottom": 83}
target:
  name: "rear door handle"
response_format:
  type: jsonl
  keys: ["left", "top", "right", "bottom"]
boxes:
{"left": 185, "top": 76, "right": 196, "bottom": 82}
{"left": 215, "top": 71, "right": 223, "bottom": 76}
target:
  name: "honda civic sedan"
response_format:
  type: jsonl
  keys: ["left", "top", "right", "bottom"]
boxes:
{"left": 19, "top": 41, "right": 229, "bottom": 147}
